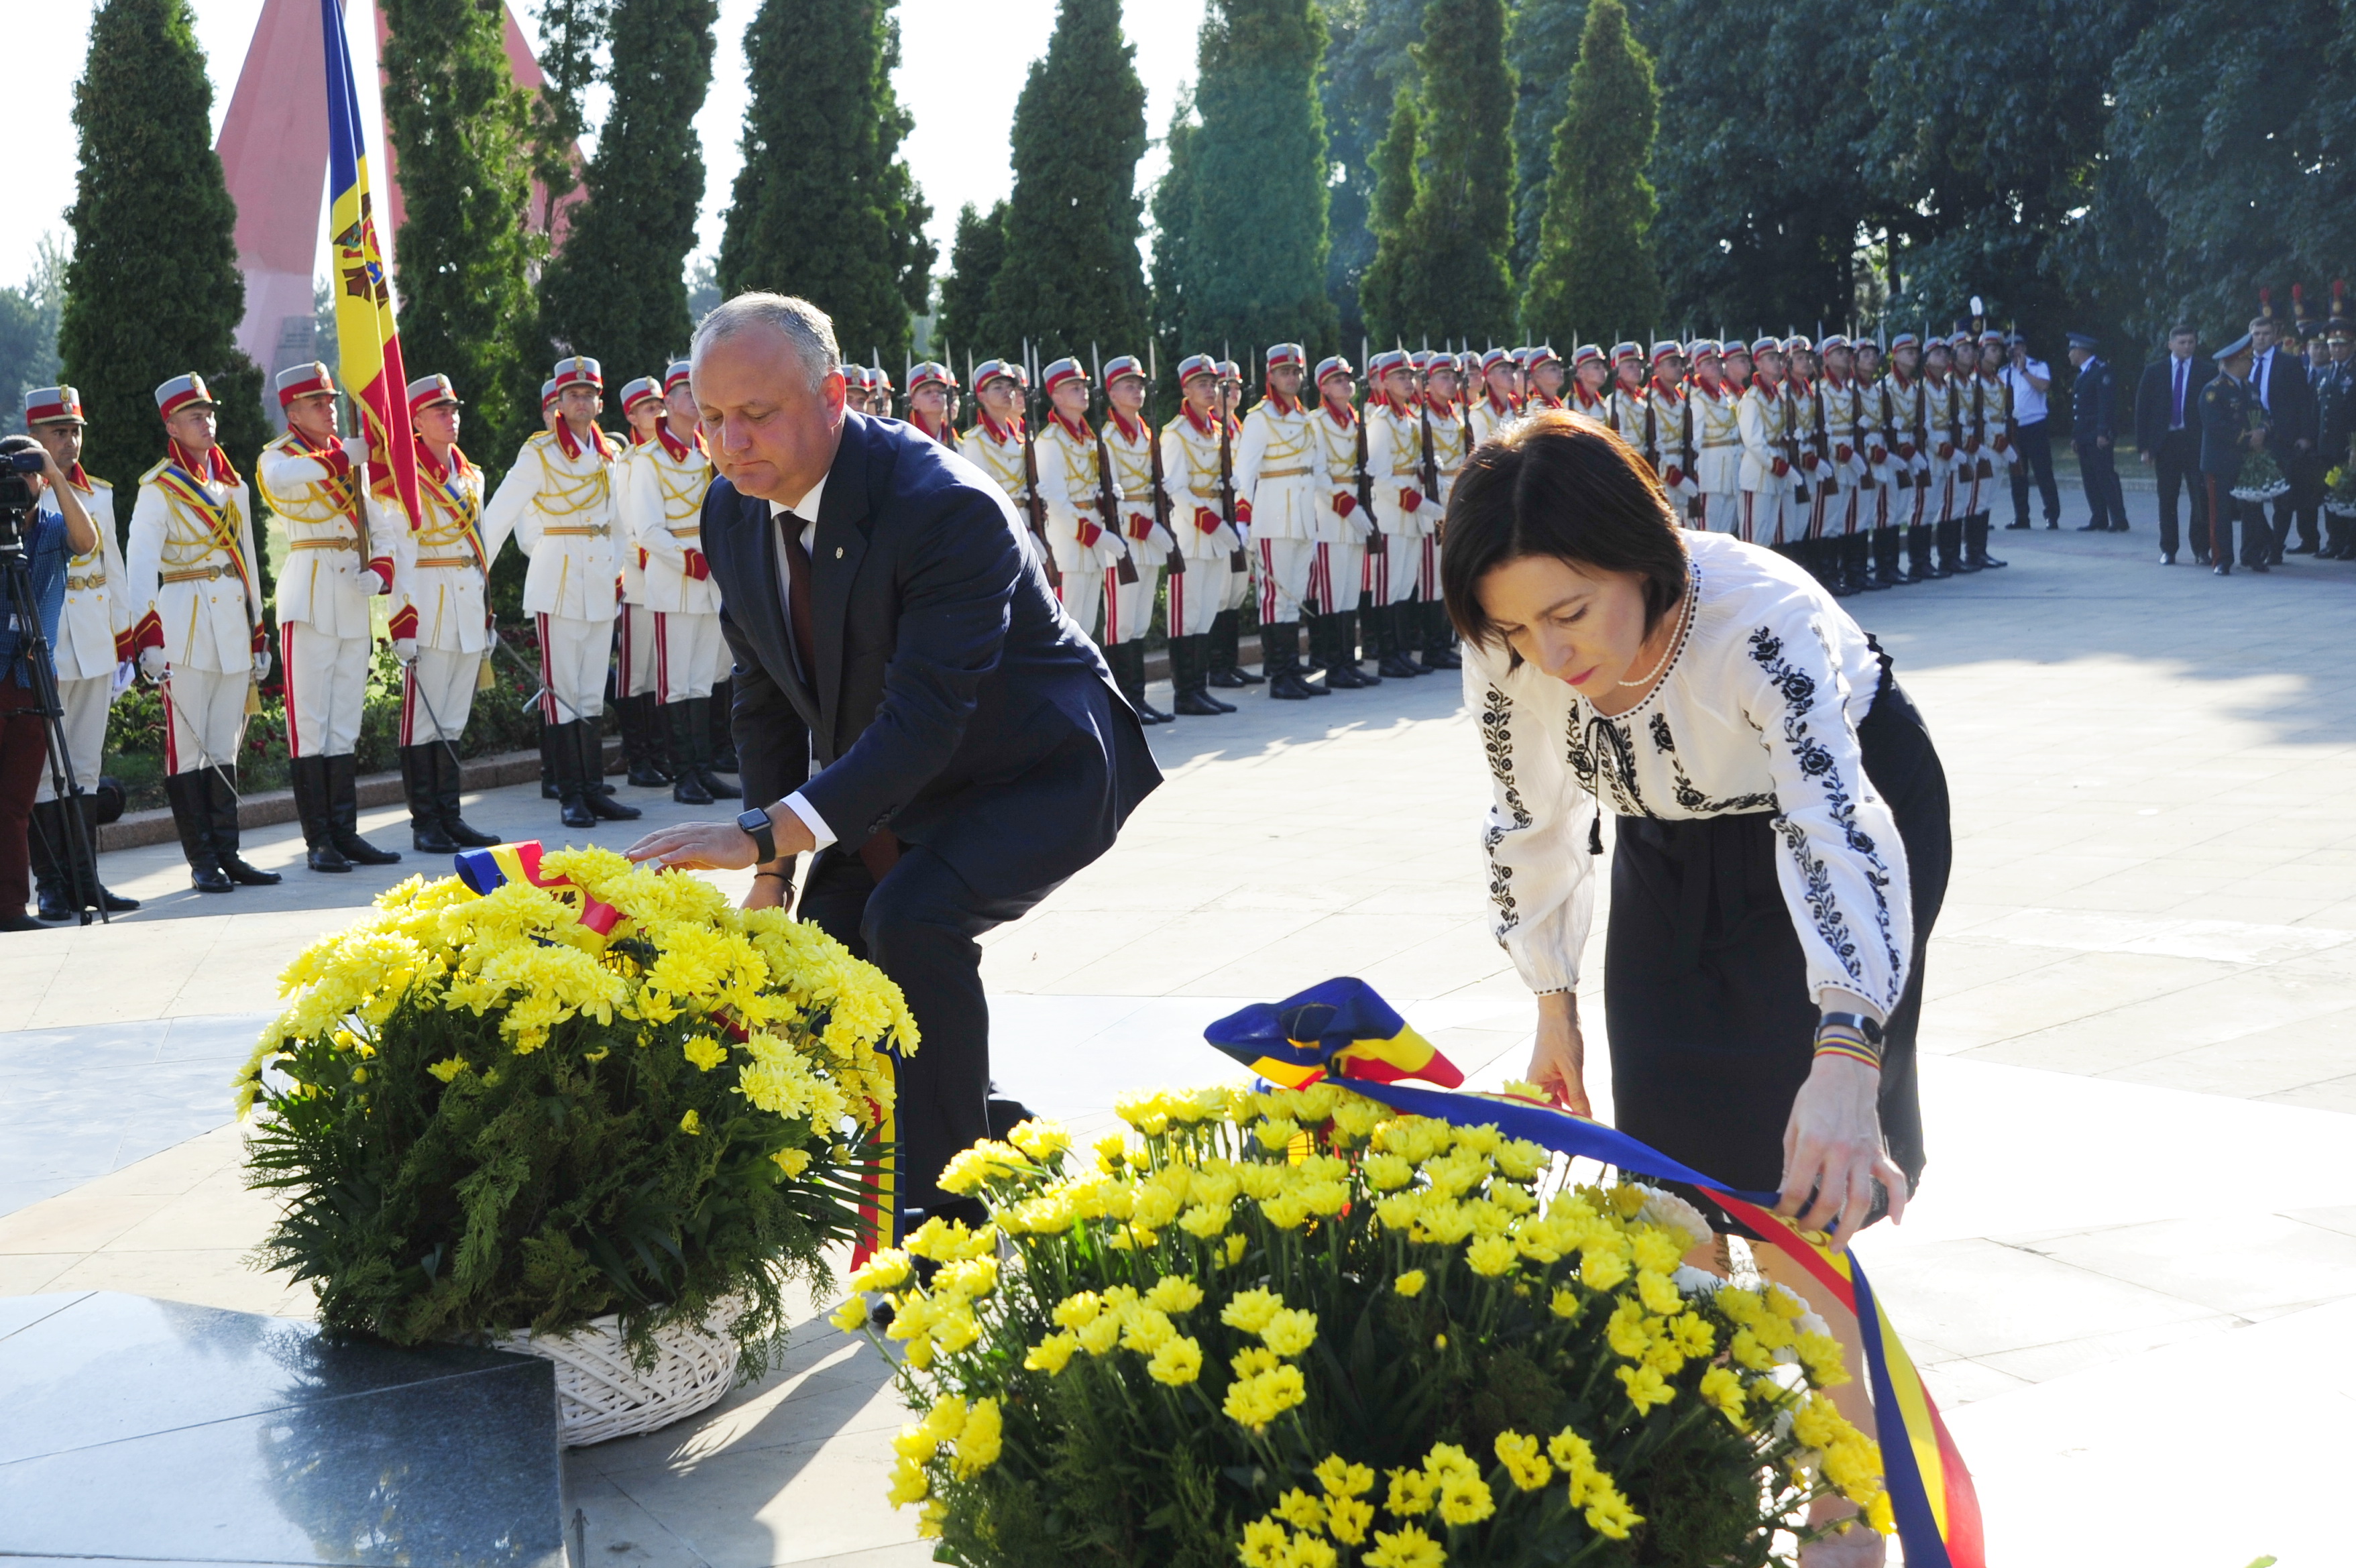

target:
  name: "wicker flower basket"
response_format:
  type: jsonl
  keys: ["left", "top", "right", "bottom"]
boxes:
{"left": 493, "top": 1298, "right": 745, "bottom": 1447}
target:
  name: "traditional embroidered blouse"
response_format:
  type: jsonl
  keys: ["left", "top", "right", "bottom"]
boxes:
{"left": 1467, "top": 530, "right": 1911, "bottom": 1010}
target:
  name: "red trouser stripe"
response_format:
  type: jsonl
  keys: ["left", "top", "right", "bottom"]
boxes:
{"left": 1259, "top": 540, "right": 1278, "bottom": 623}
{"left": 280, "top": 622, "right": 300, "bottom": 757}
{"left": 654, "top": 612, "right": 673, "bottom": 705}
{"left": 399, "top": 661, "right": 416, "bottom": 746}
{"left": 537, "top": 613, "right": 558, "bottom": 724}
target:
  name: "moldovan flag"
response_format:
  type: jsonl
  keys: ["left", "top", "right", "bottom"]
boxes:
{"left": 321, "top": 0, "right": 420, "bottom": 530}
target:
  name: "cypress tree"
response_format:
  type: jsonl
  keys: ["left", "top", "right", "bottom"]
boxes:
{"left": 1317, "top": 0, "right": 1427, "bottom": 349}
{"left": 984, "top": 0, "right": 1150, "bottom": 363}
{"left": 719, "top": 0, "right": 932, "bottom": 368}
{"left": 1506, "top": 0, "right": 1587, "bottom": 280}
{"left": 526, "top": 0, "right": 609, "bottom": 237}
{"left": 1149, "top": 102, "right": 1199, "bottom": 376}
{"left": 936, "top": 201, "right": 1009, "bottom": 366}
{"left": 58, "top": 0, "right": 270, "bottom": 492}
{"left": 1522, "top": 0, "right": 1663, "bottom": 345}
{"left": 1356, "top": 82, "right": 1421, "bottom": 347}
{"left": 538, "top": 0, "right": 720, "bottom": 381}
{"left": 382, "top": 0, "right": 541, "bottom": 464}
{"left": 1175, "top": 0, "right": 1339, "bottom": 354}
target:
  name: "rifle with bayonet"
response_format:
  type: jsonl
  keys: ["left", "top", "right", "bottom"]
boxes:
{"left": 1355, "top": 381, "right": 1380, "bottom": 567}
{"left": 1217, "top": 375, "right": 1247, "bottom": 575}
{"left": 1148, "top": 394, "right": 1182, "bottom": 583}
{"left": 1089, "top": 346, "right": 1139, "bottom": 587}
{"left": 1018, "top": 342, "right": 1060, "bottom": 592}
{"left": 1418, "top": 365, "right": 1441, "bottom": 542}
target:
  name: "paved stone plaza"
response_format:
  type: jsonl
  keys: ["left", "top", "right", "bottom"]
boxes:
{"left": 5, "top": 480, "right": 2355, "bottom": 1566}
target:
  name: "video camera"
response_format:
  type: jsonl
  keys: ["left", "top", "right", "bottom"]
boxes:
{"left": 0, "top": 444, "right": 46, "bottom": 552}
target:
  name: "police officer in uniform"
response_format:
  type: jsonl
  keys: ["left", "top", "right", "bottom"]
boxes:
{"left": 21, "top": 386, "right": 138, "bottom": 917}
{"left": 127, "top": 374, "right": 280, "bottom": 892}
{"left": 260, "top": 362, "right": 403, "bottom": 872}
{"left": 2068, "top": 332, "right": 2125, "bottom": 533}
{"left": 388, "top": 373, "right": 502, "bottom": 853}
{"left": 484, "top": 355, "right": 641, "bottom": 829}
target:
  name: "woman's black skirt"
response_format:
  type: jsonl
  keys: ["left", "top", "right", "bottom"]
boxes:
{"left": 1602, "top": 651, "right": 1950, "bottom": 1233}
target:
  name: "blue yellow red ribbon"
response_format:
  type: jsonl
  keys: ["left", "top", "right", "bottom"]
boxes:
{"left": 451, "top": 840, "right": 621, "bottom": 936}
{"left": 1204, "top": 978, "right": 1984, "bottom": 1568}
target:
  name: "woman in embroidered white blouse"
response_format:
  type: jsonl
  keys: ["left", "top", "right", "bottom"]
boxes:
{"left": 1443, "top": 413, "right": 1952, "bottom": 1566}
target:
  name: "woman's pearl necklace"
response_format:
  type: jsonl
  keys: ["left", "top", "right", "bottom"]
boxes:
{"left": 1616, "top": 582, "right": 1695, "bottom": 690}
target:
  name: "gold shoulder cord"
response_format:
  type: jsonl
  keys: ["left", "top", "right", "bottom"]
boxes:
{"left": 535, "top": 443, "right": 612, "bottom": 518}
{"left": 257, "top": 445, "right": 357, "bottom": 528}
{"left": 657, "top": 455, "right": 705, "bottom": 524}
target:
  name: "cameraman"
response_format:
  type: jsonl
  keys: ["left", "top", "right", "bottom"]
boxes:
{"left": 0, "top": 432, "right": 99, "bottom": 933}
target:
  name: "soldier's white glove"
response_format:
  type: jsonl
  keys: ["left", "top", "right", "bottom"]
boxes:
{"left": 113, "top": 660, "right": 137, "bottom": 696}
{"left": 254, "top": 649, "right": 274, "bottom": 684}
{"left": 1096, "top": 533, "right": 1132, "bottom": 569}
{"left": 341, "top": 435, "right": 370, "bottom": 465}
{"left": 138, "top": 647, "right": 168, "bottom": 682}
{"left": 394, "top": 637, "right": 418, "bottom": 665}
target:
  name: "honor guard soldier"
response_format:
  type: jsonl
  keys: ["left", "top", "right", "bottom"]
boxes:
{"left": 1737, "top": 335, "right": 1791, "bottom": 545}
{"left": 127, "top": 374, "right": 280, "bottom": 893}
{"left": 1202, "top": 359, "right": 1260, "bottom": 690}
{"left": 1782, "top": 336, "right": 1830, "bottom": 581}
{"left": 1034, "top": 357, "right": 1133, "bottom": 647}
{"left": 1606, "top": 343, "right": 1648, "bottom": 457}
{"left": 626, "top": 361, "right": 736, "bottom": 803}
{"left": 1689, "top": 341, "right": 1741, "bottom": 534}
{"left": 21, "top": 386, "right": 139, "bottom": 917}
{"left": 1970, "top": 331, "right": 2013, "bottom": 570}
{"left": 1097, "top": 354, "right": 1177, "bottom": 721}
{"left": 1308, "top": 353, "right": 1378, "bottom": 689}
{"left": 1361, "top": 350, "right": 1436, "bottom": 679}
{"left": 1235, "top": 343, "right": 1329, "bottom": 700}
{"left": 1568, "top": 344, "right": 1610, "bottom": 419}
{"left": 1917, "top": 335, "right": 1960, "bottom": 576}
{"left": 958, "top": 359, "right": 1029, "bottom": 508}
{"left": 1881, "top": 331, "right": 1933, "bottom": 582}
{"left": 1160, "top": 353, "right": 1247, "bottom": 714}
{"left": 1524, "top": 345, "right": 1567, "bottom": 410}
{"left": 2322, "top": 309, "right": 2356, "bottom": 559}
{"left": 1815, "top": 336, "right": 1875, "bottom": 594}
{"left": 612, "top": 376, "right": 671, "bottom": 789}
{"left": 907, "top": 361, "right": 958, "bottom": 443}
{"left": 1854, "top": 337, "right": 1906, "bottom": 585}
{"left": 260, "top": 361, "right": 402, "bottom": 872}
{"left": 388, "top": 373, "right": 501, "bottom": 854}
{"left": 1722, "top": 337, "right": 1752, "bottom": 398}
{"left": 870, "top": 364, "right": 895, "bottom": 421}
{"left": 1646, "top": 342, "right": 1698, "bottom": 526}
{"left": 1469, "top": 347, "right": 1521, "bottom": 446}
{"left": 1414, "top": 352, "right": 1468, "bottom": 670}
{"left": 484, "top": 355, "right": 641, "bottom": 829}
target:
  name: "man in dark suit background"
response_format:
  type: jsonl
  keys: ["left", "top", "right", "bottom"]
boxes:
{"left": 2246, "top": 311, "right": 2318, "bottom": 563}
{"left": 627, "top": 292, "right": 1160, "bottom": 1232}
{"left": 2135, "top": 325, "right": 2214, "bottom": 564}
{"left": 2066, "top": 333, "right": 2127, "bottom": 531}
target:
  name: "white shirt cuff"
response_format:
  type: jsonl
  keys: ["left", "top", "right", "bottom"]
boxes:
{"left": 781, "top": 791, "right": 836, "bottom": 852}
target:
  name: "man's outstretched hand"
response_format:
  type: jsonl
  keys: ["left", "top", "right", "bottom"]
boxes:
{"left": 624, "top": 805, "right": 816, "bottom": 873}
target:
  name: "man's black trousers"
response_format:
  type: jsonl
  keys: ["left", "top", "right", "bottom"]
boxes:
{"left": 797, "top": 841, "right": 1058, "bottom": 1222}
{"left": 2076, "top": 438, "right": 2129, "bottom": 529}
{"left": 2153, "top": 429, "right": 2207, "bottom": 558}
{"left": 2009, "top": 420, "right": 2062, "bottom": 526}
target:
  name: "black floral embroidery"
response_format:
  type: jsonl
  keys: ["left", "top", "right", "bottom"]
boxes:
{"left": 1746, "top": 625, "right": 1903, "bottom": 1005}
{"left": 1479, "top": 685, "right": 1529, "bottom": 933}
{"left": 1648, "top": 708, "right": 1775, "bottom": 815}
{"left": 1567, "top": 708, "right": 1651, "bottom": 817}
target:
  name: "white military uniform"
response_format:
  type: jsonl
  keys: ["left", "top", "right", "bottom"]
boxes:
{"left": 483, "top": 423, "right": 621, "bottom": 725}
{"left": 127, "top": 446, "right": 264, "bottom": 776}
{"left": 1856, "top": 372, "right": 1900, "bottom": 530}
{"left": 1365, "top": 397, "right": 1438, "bottom": 608}
{"left": 1648, "top": 379, "right": 1699, "bottom": 524}
{"left": 1691, "top": 379, "right": 1743, "bottom": 535}
{"left": 259, "top": 431, "right": 400, "bottom": 758}
{"left": 1099, "top": 410, "right": 1172, "bottom": 647}
{"left": 1609, "top": 381, "right": 1650, "bottom": 462}
{"left": 1923, "top": 372, "right": 1960, "bottom": 526}
{"left": 1160, "top": 406, "right": 1248, "bottom": 637}
{"left": 391, "top": 440, "right": 502, "bottom": 744}
{"left": 36, "top": 472, "right": 129, "bottom": 805}
{"left": 1737, "top": 376, "right": 1792, "bottom": 544}
{"left": 1310, "top": 399, "right": 1372, "bottom": 619}
{"left": 1467, "top": 391, "right": 1520, "bottom": 448}
{"left": 626, "top": 427, "right": 723, "bottom": 702}
{"left": 1882, "top": 370, "right": 1931, "bottom": 528}
{"left": 1819, "top": 374, "right": 1868, "bottom": 537}
{"left": 958, "top": 412, "right": 1040, "bottom": 571}
{"left": 1235, "top": 393, "right": 1325, "bottom": 626}
{"left": 1033, "top": 410, "right": 1127, "bottom": 641}
{"left": 1785, "top": 378, "right": 1828, "bottom": 538}
{"left": 614, "top": 433, "right": 661, "bottom": 704}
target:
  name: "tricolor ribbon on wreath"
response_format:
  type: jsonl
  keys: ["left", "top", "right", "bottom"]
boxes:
{"left": 1205, "top": 977, "right": 1986, "bottom": 1568}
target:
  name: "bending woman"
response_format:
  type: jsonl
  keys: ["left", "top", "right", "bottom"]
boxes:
{"left": 1443, "top": 412, "right": 1950, "bottom": 1567}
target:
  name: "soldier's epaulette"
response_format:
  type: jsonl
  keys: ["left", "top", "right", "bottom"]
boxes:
{"left": 82, "top": 473, "right": 113, "bottom": 492}
{"left": 139, "top": 457, "right": 175, "bottom": 485}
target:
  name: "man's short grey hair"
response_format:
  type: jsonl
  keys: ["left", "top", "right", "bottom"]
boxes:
{"left": 690, "top": 292, "right": 840, "bottom": 393}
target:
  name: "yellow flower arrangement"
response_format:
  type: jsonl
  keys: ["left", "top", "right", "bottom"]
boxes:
{"left": 848, "top": 1084, "right": 1887, "bottom": 1567}
{"left": 237, "top": 848, "right": 915, "bottom": 1364}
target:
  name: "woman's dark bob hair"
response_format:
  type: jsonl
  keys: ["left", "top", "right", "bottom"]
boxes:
{"left": 1439, "top": 411, "right": 1689, "bottom": 653}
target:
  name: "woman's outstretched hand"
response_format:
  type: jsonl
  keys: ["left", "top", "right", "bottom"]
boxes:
{"left": 1526, "top": 991, "right": 1593, "bottom": 1117}
{"left": 1779, "top": 1055, "right": 1910, "bottom": 1238}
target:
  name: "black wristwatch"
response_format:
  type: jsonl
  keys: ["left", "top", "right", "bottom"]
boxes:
{"left": 736, "top": 806, "right": 777, "bottom": 864}
{"left": 1817, "top": 1011, "right": 1885, "bottom": 1046}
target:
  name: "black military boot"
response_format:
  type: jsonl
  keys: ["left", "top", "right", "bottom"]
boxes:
{"left": 1299, "top": 612, "right": 1328, "bottom": 675}
{"left": 621, "top": 692, "right": 671, "bottom": 787}
{"left": 1418, "top": 600, "right": 1461, "bottom": 671}
{"left": 549, "top": 720, "right": 597, "bottom": 829}
{"left": 707, "top": 677, "right": 740, "bottom": 773}
{"left": 63, "top": 797, "right": 135, "bottom": 913}
{"left": 326, "top": 754, "right": 401, "bottom": 865}
{"left": 1209, "top": 609, "right": 1261, "bottom": 687}
{"left": 432, "top": 744, "right": 496, "bottom": 848}
{"left": 1263, "top": 621, "right": 1316, "bottom": 700}
{"left": 1329, "top": 608, "right": 1378, "bottom": 687}
{"left": 686, "top": 697, "right": 742, "bottom": 797}
{"left": 1123, "top": 642, "right": 1174, "bottom": 722}
{"left": 1376, "top": 602, "right": 1422, "bottom": 678}
{"left": 1849, "top": 532, "right": 1883, "bottom": 591}
{"left": 1938, "top": 516, "right": 1972, "bottom": 575}
{"left": 208, "top": 769, "right": 282, "bottom": 887}
{"left": 1292, "top": 620, "right": 1331, "bottom": 695}
{"left": 1191, "top": 634, "right": 1237, "bottom": 714}
{"left": 669, "top": 701, "right": 713, "bottom": 805}
{"left": 1168, "top": 636, "right": 1222, "bottom": 717}
{"left": 1972, "top": 512, "right": 2008, "bottom": 569}
{"left": 577, "top": 721, "right": 642, "bottom": 821}
{"left": 1907, "top": 522, "right": 1939, "bottom": 581}
{"left": 290, "top": 755, "right": 351, "bottom": 873}
{"left": 539, "top": 722, "right": 561, "bottom": 799}
{"left": 401, "top": 744, "right": 459, "bottom": 854}
{"left": 165, "top": 772, "right": 231, "bottom": 893}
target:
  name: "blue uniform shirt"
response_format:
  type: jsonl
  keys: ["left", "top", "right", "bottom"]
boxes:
{"left": 2071, "top": 355, "right": 2119, "bottom": 442}
{"left": 2199, "top": 373, "right": 2251, "bottom": 482}
{"left": 0, "top": 502, "right": 68, "bottom": 690}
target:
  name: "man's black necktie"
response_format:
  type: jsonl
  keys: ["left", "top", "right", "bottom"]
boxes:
{"left": 781, "top": 512, "right": 816, "bottom": 683}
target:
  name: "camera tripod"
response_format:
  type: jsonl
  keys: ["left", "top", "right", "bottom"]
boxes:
{"left": 0, "top": 532, "right": 109, "bottom": 926}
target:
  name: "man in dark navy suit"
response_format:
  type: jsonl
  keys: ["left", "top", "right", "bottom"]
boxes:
{"left": 626, "top": 293, "right": 1160, "bottom": 1231}
{"left": 2134, "top": 325, "right": 2213, "bottom": 564}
